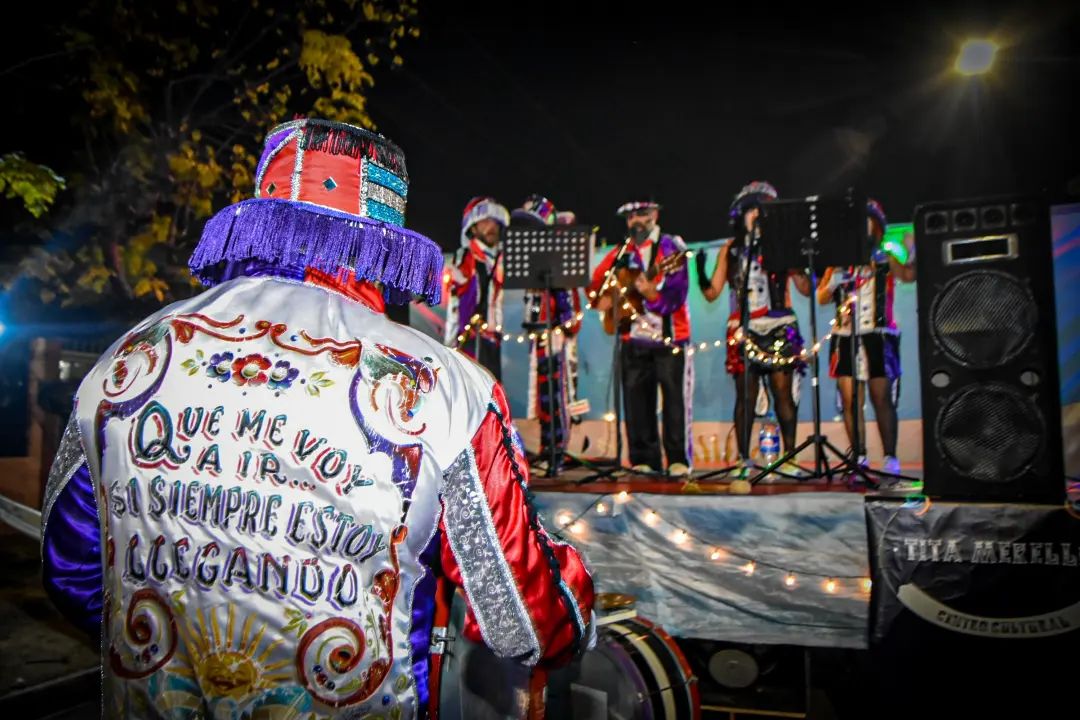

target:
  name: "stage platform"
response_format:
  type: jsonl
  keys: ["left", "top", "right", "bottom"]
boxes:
{"left": 528, "top": 460, "right": 924, "bottom": 496}
{"left": 529, "top": 462, "right": 887, "bottom": 650}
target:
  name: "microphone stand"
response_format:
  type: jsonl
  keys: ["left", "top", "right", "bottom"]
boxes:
{"left": 745, "top": 233, "right": 867, "bottom": 486}
{"left": 576, "top": 241, "right": 634, "bottom": 484}
{"left": 697, "top": 219, "right": 759, "bottom": 480}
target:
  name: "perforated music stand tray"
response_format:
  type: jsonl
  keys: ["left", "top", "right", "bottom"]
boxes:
{"left": 757, "top": 191, "right": 869, "bottom": 273}
{"left": 502, "top": 224, "right": 594, "bottom": 290}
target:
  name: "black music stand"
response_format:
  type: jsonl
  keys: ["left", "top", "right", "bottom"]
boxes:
{"left": 503, "top": 224, "right": 593, "bottom": 477}
{"left": 746, "top": 189, "right": 874, "bottom": 486}
{"left": 574, "top": 240, "right": 637, "bottom": 484}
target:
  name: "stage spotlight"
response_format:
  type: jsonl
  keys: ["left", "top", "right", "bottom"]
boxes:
{"left": 955, "top": 39, "right": 997, "bottom": 75}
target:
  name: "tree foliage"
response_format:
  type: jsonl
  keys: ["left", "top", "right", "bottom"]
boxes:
{"left": 0, "top": 153, "right": 66, "bottom": 219}
{"left": 8, "top": 0, "right": 419, "bottom": 312}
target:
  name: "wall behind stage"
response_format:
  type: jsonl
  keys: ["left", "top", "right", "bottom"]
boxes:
{"left": 410, "top": 209, "right": 1078, "bottom": 463}
{"left": 414, "top": 224, "right": 922, "bottom": 425}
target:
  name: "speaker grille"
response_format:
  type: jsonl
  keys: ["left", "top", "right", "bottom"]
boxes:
{"left": 929, "top": 270, "right": 1035, "bottom": 368}
{"left": 936, "top": 383, "right": 1043, "bottom": 483}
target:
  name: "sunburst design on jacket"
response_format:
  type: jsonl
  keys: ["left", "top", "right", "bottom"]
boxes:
{"left": 171, "top": 601, "right": 294, "bottom": 700}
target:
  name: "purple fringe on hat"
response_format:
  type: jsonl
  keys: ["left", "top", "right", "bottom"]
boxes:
{"left": 189, "top": 198, "right": 443, "bottom": 305}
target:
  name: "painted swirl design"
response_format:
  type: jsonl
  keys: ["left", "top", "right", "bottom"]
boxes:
{"left": 108, "top": 588, "right": 178, "bottom": 679}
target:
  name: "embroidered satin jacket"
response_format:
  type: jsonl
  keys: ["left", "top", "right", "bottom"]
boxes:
{"left": 40, "top": 272, "right": 595, "bottom": 719}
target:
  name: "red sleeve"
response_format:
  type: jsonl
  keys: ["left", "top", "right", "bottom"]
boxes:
{"left": 449, "top": 249, "right": 477, "bottom": 298}
{"left": 438, "top": 383, "right": 595, "bottom": 668}
{"left": 587, "top": 246, "right": 620, "bottom": 307}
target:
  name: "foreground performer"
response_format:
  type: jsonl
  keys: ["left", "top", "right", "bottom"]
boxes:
{"left": 40, "top": 119, "right": 594, "bottom": 719}
{"left": 444, "top": 195, "right": 510, "bottom": 380}
{"left": 514, "top": 195, "right": 582, "bottom": 473}
{"left": 589, "top": 197, "right": 692, "bottom": 477}
{"left": 818, "top": 198, "right": 915, "bottom": 477}
{"left": 699, "top": 181, "right": 810, "bottom": 480}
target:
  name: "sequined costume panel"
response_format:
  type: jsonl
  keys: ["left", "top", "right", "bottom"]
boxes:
{"left": 44, "top": 275, "right": 511, "bottom": 719}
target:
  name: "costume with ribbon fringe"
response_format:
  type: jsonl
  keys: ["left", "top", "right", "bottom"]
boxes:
{"left": 444, "top": 196, "right": 509, "bottom": 380}
{"left": 39, "top": 119, "right": 594, "bottom": 720}
{"left": 724, "top": 182, "right": 806, "bottom": 410}
{"left": 587, "top": 199, "right": 693, "bottom": 473}
{"left": 514, "top": 196, "right": 583, "bottom": 472}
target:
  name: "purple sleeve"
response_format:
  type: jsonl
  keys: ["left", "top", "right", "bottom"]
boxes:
{"left": 645, "top": 235, "right": 689, "bottom": 316}
{"left": 455, "top": 276, "right": 479, "bottom": 336}
{"left": 42, "top": 463, "right": 102, "bottom": 639}
{"left": 554, "top": 290, "right": 575, "bottom": 325}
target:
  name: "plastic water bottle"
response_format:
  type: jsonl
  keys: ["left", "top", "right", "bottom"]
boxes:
{"left": 758, "top": 414, "right": 780, "bottom": 466}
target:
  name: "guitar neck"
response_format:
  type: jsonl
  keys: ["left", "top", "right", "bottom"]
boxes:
{"left": 649, "top": 249, "right": 688, "bottom": 278}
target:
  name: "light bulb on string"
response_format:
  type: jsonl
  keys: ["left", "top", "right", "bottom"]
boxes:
{"left": 785, "top": 573, "right": 797, "bottom": 588}
{"left": 742, "top": 561, "right": 756, "bottom": 576}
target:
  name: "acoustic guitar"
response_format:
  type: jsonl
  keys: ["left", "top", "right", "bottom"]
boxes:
{"left": 601, "top": 249, "right": 689, "bottom": 335}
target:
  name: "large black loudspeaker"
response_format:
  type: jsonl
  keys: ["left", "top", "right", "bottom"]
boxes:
{"left": 914, "top": 193, "right": 1063, "bottom": 502}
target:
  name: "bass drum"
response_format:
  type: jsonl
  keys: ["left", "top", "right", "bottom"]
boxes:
{"left": 546, "top": 615, "right": 701, "bottom": 720}
{"left": 435, "top": 589, "right": 699, "bottom": 720}
{"left": 435, "top": 589, "right": 534, "bottom": 720}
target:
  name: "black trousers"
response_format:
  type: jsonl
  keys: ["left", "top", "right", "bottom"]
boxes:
{"left": 620, "top": 341, "right": 690, "bottom": 470}
{"left": 467, "top": 337, "right": 502, "bottom": 383}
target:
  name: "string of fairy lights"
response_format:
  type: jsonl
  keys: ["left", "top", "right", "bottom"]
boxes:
{"left": 452, "top": 311, "right": 587, "bottom": 349}
{"left": 550, "top": 490, "right": 873, "bottom": 597}
{"left": 449, "top": 244, "right": 860, "bottom": 366}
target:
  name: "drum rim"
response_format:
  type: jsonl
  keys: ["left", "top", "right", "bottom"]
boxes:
{"left": 605, "top": 615, "right": 701, "bottom": 720}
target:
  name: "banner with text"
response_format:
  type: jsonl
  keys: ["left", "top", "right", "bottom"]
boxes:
{"left": 867, "top": 499, "right": 1080, "bottom": 642}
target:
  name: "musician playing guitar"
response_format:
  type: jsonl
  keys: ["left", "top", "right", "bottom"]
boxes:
{"left": 588, "top": 198, "right": 693, "bottom": 477}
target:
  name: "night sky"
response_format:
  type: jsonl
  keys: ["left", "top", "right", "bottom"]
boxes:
{"left": 1, "top": 0, "right": 1077, "bottom": 253}
{"left": 368, "top": 0, "right": 1080, "bottom": 250}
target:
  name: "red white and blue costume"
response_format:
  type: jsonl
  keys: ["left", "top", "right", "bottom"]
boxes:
{"left": 514, "top": 196, "right": 583, "bottom": 472}
{"left": 444, "top": 196, "right": 510, "bottom": 380}
{"left": 39, "top": 119, "right": 595, "bottom": 719}
{"left": 588, "top": 200, "right": 693, "bottom": 472}
{"left": 825, "top": 199, "right": 901, "bottom": 387}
